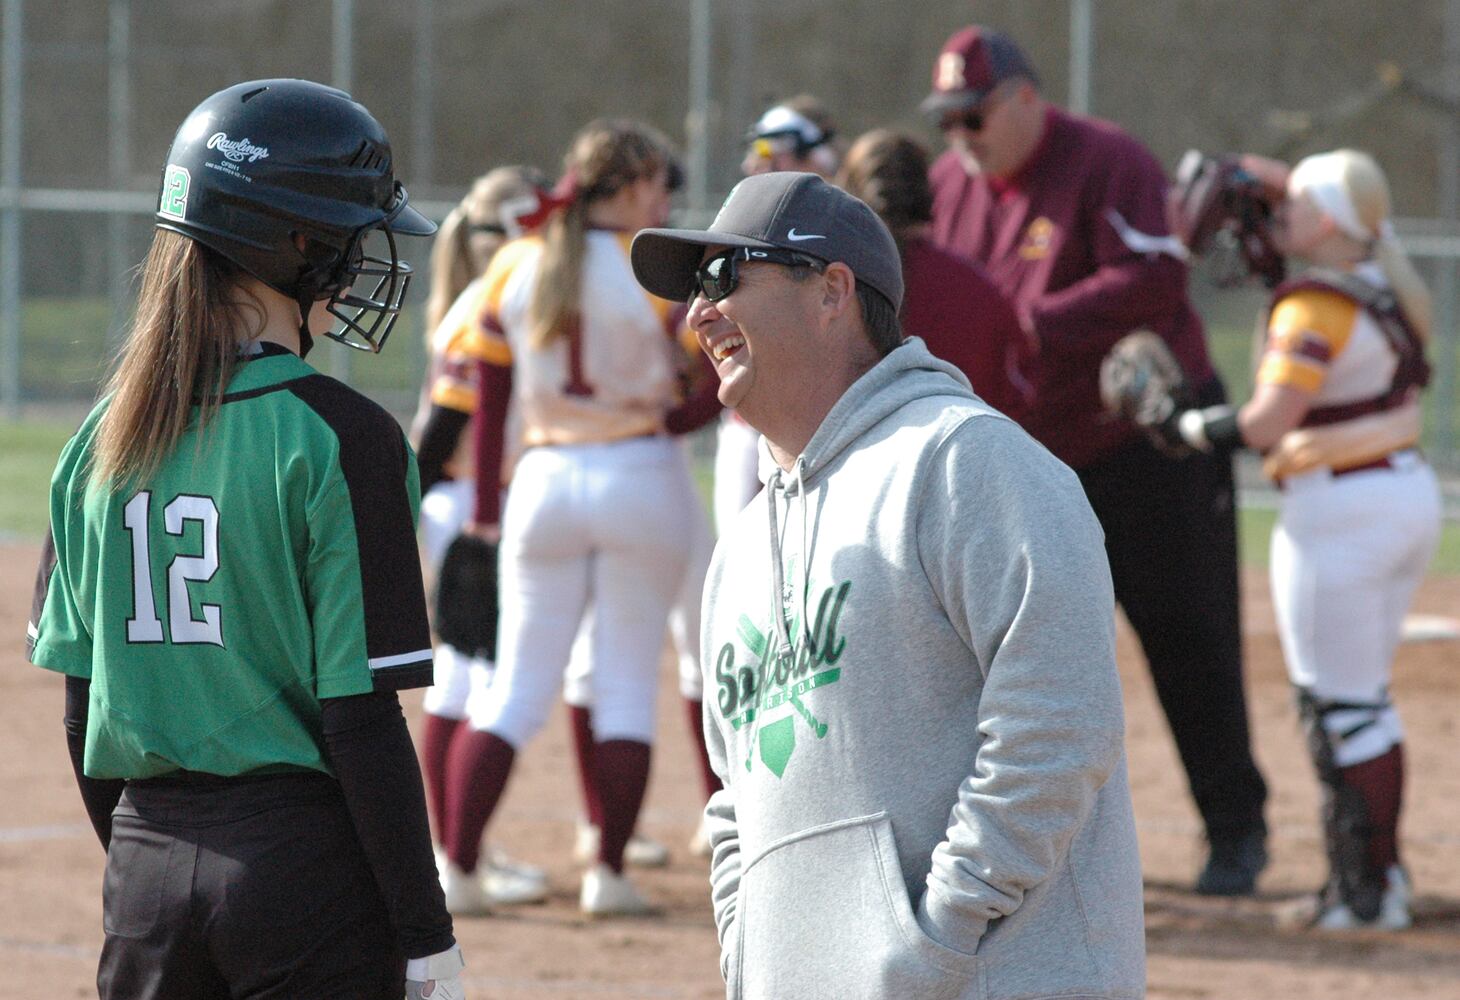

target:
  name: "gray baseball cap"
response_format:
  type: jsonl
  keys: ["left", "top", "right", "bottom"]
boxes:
{"left": 631, "top": 172, "right": 904, "bottom": 311}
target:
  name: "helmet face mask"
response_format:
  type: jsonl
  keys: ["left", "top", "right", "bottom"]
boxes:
{"left": 155, "top": 79, "right": 435, "bottom": 356}
{"left": 1171, "top": 150, "right": 1285, "bottom": 288}
{"left": 324, "top": 219, "right": 413, "bottom": 353}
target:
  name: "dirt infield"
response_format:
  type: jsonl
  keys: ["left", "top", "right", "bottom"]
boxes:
{"left": 3, "top": 538, "right": 1458, "bottom": 999}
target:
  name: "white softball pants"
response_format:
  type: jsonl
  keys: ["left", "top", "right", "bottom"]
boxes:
{"left": 713, "top": 411, "right": 763, "bottom": 534}
{"left": 419, "top": 479, "right": 493, "bottom": 719}
{"left": 561, "top": 442, "right": 714, "bottom": 705}
{"left": 468, "top": 436, "right": 694, "bottom": 747}
{"left": 1270, "top": 450, "right": 1441, "bottom": 766}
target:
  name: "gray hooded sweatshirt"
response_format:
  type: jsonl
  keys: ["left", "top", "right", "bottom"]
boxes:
{"left": 700, "top": 339, "right": 1145, "bottom": 1000}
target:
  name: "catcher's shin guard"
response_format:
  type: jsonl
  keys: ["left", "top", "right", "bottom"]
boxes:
{"left": 1296, "top": 687, "right": 1389, "bottom": 922}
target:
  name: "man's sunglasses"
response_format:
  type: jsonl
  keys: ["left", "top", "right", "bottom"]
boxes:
{"left": 693, "top": 247, "right": 827, "bottom": 303}
{"left": 937, "top": 87, "right": 1012, "bottom": 133}
{"left": 939, "top": 106, "right": 993, "bottom": 133}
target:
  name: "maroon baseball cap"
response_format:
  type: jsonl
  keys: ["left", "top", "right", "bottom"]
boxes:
{"left": 919, "top": 25, "right": 1038, "bottom": 118}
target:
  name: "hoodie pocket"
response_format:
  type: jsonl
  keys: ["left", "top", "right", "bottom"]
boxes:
{"left": 736, "top": 812, "right": 983, "bottom": 1000}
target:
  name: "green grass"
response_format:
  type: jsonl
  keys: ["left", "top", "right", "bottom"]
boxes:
{"left": 0, "top": 421, "right": 74, "bottom": 539}
{"left": 20, "top": 299, "right": 115, "bottom": 400}
{"left": 6, "top": 418, "right": 1459, "bottom": 577}
{"left": 18, "top": 297, "right": 430, "bottom": 407}
{"left": 12, "top": 292, "right": 1460, "bottom": 470}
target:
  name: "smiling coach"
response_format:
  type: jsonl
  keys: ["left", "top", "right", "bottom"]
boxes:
{"left": 630, "top": 172, "right": 1145, "bottom": 1000}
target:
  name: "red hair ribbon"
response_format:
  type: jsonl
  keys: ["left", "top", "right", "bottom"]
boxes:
{"left": 513, "top": 170, "right": 581, "bottom": 232}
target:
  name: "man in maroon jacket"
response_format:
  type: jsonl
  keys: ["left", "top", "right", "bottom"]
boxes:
{"left": 922, "top": 24, "right": 1269, "bottom": 895}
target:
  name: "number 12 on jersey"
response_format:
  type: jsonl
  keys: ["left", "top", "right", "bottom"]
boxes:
{"left": 123, "top": 491, "right": 224, "bottom": 646}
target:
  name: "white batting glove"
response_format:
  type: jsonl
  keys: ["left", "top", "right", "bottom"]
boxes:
{"left": 405, "top": 943, "right": 466, "bottom": 1000}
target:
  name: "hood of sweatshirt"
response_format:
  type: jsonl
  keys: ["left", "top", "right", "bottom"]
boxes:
{"left": 755, "top": 338, "right": 976, "bottom": 662}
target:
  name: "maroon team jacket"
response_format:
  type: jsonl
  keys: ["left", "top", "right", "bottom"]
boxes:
{"left": 929, "top": 106, "right": 1216, "bottom": 469}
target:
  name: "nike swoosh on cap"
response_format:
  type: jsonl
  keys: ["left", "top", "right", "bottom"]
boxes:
{"left": 786, "top": 229, "right": 825, "bottom": 241}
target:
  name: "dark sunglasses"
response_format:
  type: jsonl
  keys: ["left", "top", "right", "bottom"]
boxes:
{"left": 694, "top": 247, "right": 827, "bottom": 303}
{"left": 937, "top": 86, "right": 1014, "bottom": 133}
{"left": 939, "top": 107, "right": 992, "bottom": 133}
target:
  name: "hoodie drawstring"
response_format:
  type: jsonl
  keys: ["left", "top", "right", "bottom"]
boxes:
{"left": 765, "top": 468, "right": 790, "bottom": 659}
{"left": 765, "top": 458, "right": 809, "bottom": 661}
{"left": 793, "top": 457, "right": 811, "bottom": 657}
{"left": 748, "top": 459, "right": 813, "bottom": 770}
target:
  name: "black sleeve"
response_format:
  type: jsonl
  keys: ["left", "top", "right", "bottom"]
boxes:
{"left": 63, "top": 675, "right": 125, "bottom": 851}
{"left": 414, "top": 404, "right": 471, "bottom": 495}
{"left": 321, "top": 691, "right": 456, "bottom": 959}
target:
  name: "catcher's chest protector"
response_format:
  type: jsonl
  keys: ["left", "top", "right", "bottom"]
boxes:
{"left": 1266, "top": 270, "right": 1430, "bottom": 425}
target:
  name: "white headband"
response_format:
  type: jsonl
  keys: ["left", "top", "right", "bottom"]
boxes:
{"left": 1288, "top": 153, "right": 1377, "bottom": 243}
{"left": 751, "top": 106, "right": 826, "bottom": 147}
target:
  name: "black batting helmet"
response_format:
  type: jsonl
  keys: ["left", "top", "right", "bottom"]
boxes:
{"left": 154, "top": 78, "right": 436, "bottom": 356}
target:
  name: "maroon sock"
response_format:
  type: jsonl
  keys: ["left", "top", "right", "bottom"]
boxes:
{"left": 1342, "top": 742, "right": 1405, "bottom": 871}
{"left": 685, "top": 698, "right": 723, "bottom": 802}
{"left": 569, "top": 705, "right": 605, "bottom": 829}
{"left": 443, "top": 729, "right": 515, "bottom": 873}
{"left": 420, "top": 713, "right": 463, "bottom": 844}
{"left": 594, "top": 739, "right": 652, "bottom": 874}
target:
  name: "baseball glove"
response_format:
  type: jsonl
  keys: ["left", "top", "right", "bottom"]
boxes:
{"left": 434, "top": 532, "right": 499, "bottom": 660}
{"left": 1099, "top": 329, "right": 1193, "bottom": 457}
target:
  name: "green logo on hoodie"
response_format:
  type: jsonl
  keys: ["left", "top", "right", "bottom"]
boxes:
{"left": 715, "top": 579, "right": 850, "bottom": 777}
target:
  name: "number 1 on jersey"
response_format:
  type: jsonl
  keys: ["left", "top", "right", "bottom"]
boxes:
{"left": 123, "top": 491, "right": 224, "bottom": 647}
{"left": 562, "top": 317, "right": 595, "bottom": 397}
{"left": 123, "top": 493, "right": 165, "bottom": 642}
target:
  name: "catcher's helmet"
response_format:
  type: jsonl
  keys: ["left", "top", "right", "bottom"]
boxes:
{"left": 154, "top": 79, "right": 436, "bottom": 355}
{"left": 1170, "top": 150, "right": 1284, "bottom": 288}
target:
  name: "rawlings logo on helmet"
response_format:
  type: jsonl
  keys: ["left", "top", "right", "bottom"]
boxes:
{"left": 206, "top": 133, "right": 270, "bottom": 164}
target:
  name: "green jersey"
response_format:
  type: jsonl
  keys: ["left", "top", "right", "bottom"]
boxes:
{"left": 27, "top": 345, "right": 434, "bottom": 779}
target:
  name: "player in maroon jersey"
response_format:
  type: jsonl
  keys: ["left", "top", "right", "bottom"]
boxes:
{"left": 838, "top": 129, "right": 1031, "bottom": 422}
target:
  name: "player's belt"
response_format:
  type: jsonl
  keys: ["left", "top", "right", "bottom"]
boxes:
{"left": 1330, "top": 455, "right": 1395, "bottom": 478}
{"left": 1276, "top": 450, "right": 1412, "bottom": 490}
{"left": 528, "top": 429, "right": 666, "bottom": 448}
{"left": 1301, "top": 392, "right": 1405, "bottom": 427}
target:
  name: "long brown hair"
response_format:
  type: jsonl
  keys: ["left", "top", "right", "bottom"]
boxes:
{"left": 836, "top": 129, "right": 933, "bottom": 262}
{"left": 527, "top": 119, "right": 672, "bottom": 350}
{"left": 91, "top": 230, "right": 255, "bottom": 489}
{"left": 425, "top": 166, "right": 546, "bottom": 334}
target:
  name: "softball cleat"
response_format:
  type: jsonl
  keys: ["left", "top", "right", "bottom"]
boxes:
{"left": 573, "top": 822, "right": 671, "bottom": 868}
{"left": 580, "top": 863, "right": 657, "bottom": 917}
{"left": 439, "top": 860, "right": 494, "bottom": 916}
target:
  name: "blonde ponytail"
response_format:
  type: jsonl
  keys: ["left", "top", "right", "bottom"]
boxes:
{"left": 425, "top": 167, "right": 546, "bottom": 338}
{"left": 425, "top": 204, "right": 475, "bottom": 335}
{"left": 524, "top": 119, "right": 672, "bottom": 351}
{"left": 1319, "top": 149, "right": 1434, "bottom": 341}
{"left": 1375, "top": 234, "right": 1433, "bottom": 342}
{"left": 526, "top": 200, "right": 591, "bottom": 350}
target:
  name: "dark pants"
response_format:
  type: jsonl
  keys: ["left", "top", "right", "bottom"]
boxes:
{"left": 98, "top": 771, "right": 403, "bottom": 1000}
{"left": 1077, "top": 382, "right": 1267, "bottom": 841}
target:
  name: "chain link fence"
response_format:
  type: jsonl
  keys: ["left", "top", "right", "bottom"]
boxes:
{"left": 4, "top": 0, "right": 1460, "bottom": 485}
